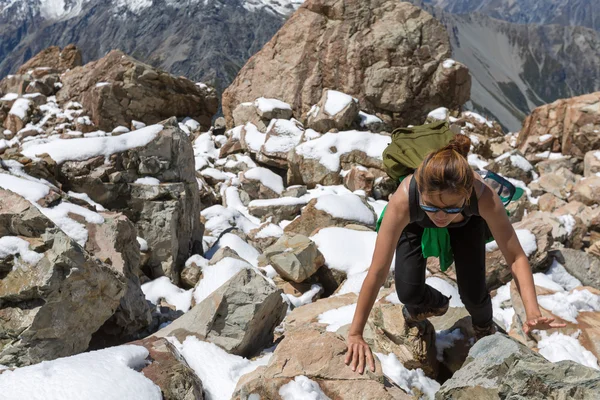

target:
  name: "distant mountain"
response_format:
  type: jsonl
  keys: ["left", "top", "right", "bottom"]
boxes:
{"left": 421, "top": 0, "right": 600, "bottom": 32}
{"left": 0, "top": 0, "right": 300, "bottom": 92}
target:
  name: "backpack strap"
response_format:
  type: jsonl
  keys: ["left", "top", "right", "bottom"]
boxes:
{"left": 408, "top": 176, "right": 423, "bottom": 223}
{"left": 463, "top": 186, "right": 480, "bottom": 217}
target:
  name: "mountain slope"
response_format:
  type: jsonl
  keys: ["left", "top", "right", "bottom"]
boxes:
{"left": 0, "top": 0, "right": 300, "bottom": 91}
{"left": 422, "top": 0, "right": 600, "bottom": 32}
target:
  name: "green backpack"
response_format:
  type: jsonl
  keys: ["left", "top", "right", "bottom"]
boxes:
{"left": 382, "top": 120, "right": 456, "bottom": 181}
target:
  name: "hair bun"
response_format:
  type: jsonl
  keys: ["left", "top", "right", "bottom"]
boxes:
{"left": 445, "top": 134, "right": 471, "bottom": 158}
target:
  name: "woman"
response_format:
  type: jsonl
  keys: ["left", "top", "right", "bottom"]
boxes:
{"left": 345, "top": 134, "right": 565, "bottom": 374}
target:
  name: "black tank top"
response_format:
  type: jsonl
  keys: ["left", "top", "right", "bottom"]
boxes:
{"left": 408, "top": 176, "right": 480, "bottom": 228}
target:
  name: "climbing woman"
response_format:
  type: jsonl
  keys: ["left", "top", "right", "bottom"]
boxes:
{"left": 344, "top": 134, "right": 566, "bottom": 374}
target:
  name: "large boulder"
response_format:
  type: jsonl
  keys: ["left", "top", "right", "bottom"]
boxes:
{"left": 22, "top": 120, "right": 205, "bottom": 283}
{"left": 222, "top": 0, "right": 470, "bottom": 129}
{"left": 0, "top": 189, "right": 126, "bottom": 367}
{"left": 436, "top": 334, "right": 600, "bottom": 399}
{"left": 17, "top": 45, "right": 83, "bottom": 75}
{"left": 517, "top": 91, "right": 600, "bottom": 158}
{"left": 154, "top": 268, "right": 286, "bottom": 358}
{"left": 260, "top": 234, "right": 325, "bottom": 283}
{"left": 232, "top": 327, "right": 411, "bottom": 400}
{"left": 56, "top": 50, "right": 218, "bottom": 131}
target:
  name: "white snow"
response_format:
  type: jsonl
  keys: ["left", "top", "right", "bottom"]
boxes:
{"left": 284, "top": 284, "right": 323, "bottom": 309}
{"left": 538, "top": 330, "right": 599, "bottom": 370}
{"left": 539, "top": 134, "right": 553, "bottom": 142}
{"left": 262, "top": 119, "right": 304, "bottom": 154}
{"left": 95, "top": 82, "right": 111, "bottom": 87}
{"left": 486, "top": 229, "right": 537, "bottom": 257}
{"left": 0, "top": 92, "right": 18, "bottom": 101}
{"left": 114, "top": 0, "right": 153, "bottom": 14}
{"left": 204, "top": 232, "right": 260, "bottom": 267}
{"left": 255, "top": 97, "right": 292, "bottom": 113}
{"left": 182, "top": 117, "right": 200, "bottom": 132}
{"left": 242, "top": 122, "right": 267, "bottom": 153}
{"left": 8, "top": 98, "right": 32, "bottom": 119}
{"left": 253, "top": 223, "right": 284, "bottom": 239}
{"left": 279, "top": 376, "right": 331, "bottom": 400}
{"left": 185, "top": 254, "right": 209, "bottom": 268}
{"left": 201, "top": 168, "right": 234, "bottom": 182}
{"left": 249, "top": 196, "right": 308, "bottom": 208}
{"left": 358, "top": 111, "right": 382, "bottom": 127}
{"left": 427, "top": 107, "right": 449, "bottom": 120}
{"left": 171, "top": 336, "right": 272, "bottom": 400}
{"left": 491, "top": 281, "right": 514, "bottom": 332}
{"left": 243, "top": 167, "right": 284, "bottom": 194}
{"left": 468, "top": 154, "right": 489, "bottom": 170}
{"left": 558, "top": 214, "right": 576, "bottom": 236}
{"left": 137, "top": 237, "right": 148, "bottom": 252}
{"left": 0, "top": 345, "right": 162, "bottom": 400}
{"left": 509, "top": 154, "right": 533, "bottom": 172}
{"left": 463, "top": 111, "right": 493, "bottom": 128}
{"left": 41, "top": 202, "right": 105, "bottom": 246}
{"left": 141, "top": 276, "right": 193, "bottom": 312}
{"left": 295, "top": 130, "right": 389, "bottom": 172}
{"left": 425, "top": 277, "right": 464, "bottom": 307}
{"left": 385, "top": 291, "right": 402, "bottom": 304}
{"left": 537, "top": 289, "right": 600, "bottom": 323}
{"left": 535, "top": 151, "right": 567, "bottom": 160}
{"left": 0, "top": 236, "right": 43, "bottom": 266}
{"left": 543, "top": 259, "right": 582, "bottom": 291}
{"left": 314, "top": 194, "right": 375, "bottom": 224}
{"left": 324, "top": 90, "right": 355, "bottom": 116}
{"left": 22, "top": 124, "right": 163, "bottom": 163}
{"left": 112, "top": 126, "right": 130, "bottom": 134}
{"left": 442, "top": 59, "right": 456, "bottom": 68}
{"left": 134, "top": 177, "right": 160, "bottom": 185}
{"left": 317, "top": 303, "right": 357, "bottom": 332}
{"left": 193, "top": 257, "right": 251, "bottom": 304}
{"left": 132, "top": 120, "right": 146, "bottom": 130}
{"left": 201, "top": 203, "right": 259, "bottom": 237}
{"left": 532, "top": 273, "right": 565, "bottom": 293}
{"left": 435, "top": 328, "right": 464, "bottom": 362}
{"left": 374, "top": 352, "right": 440, "bottom": 400}
{"left": 0, "top": 172, "right": 50, "bottom": 202}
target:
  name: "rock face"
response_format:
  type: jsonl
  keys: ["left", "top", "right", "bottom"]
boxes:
{"left": 154, "top": 268, "right": 286, "bottom": 358}
{"left": 56, "top": 50, "right": 218, "bottom": 132}
{"left": 16, "top": 44, "right": 82, "bottom": 75}
{"left": 223, "top": 0, "right": 470, "bottom": 129}
{"left": 517, "top": 92, "right": 600, "bottom": 158}
{"left": 51, "top": 120, "right": 204, "bottom": 283}
{"left": 0, "top": 189, "right": 126, "bottom": 367}
{"left": 232, "top": 327, "right": 411, "bottom": 400}
{"left": 436, "top": 333, "right": 600, "bottom": 399}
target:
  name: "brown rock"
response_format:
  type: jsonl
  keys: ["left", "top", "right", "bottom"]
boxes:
{"left": 17, "top": 45, "right": 82, "bottom": 75}
{"left": 537, "top": 193, "right": 567, "bottom": 212}
{"left": 261, "top": 234, "right": 325, "bottom": 283}
{"left": 57, "top": 50, "right": 218, "bottom": 131}
{"left": 518, "top": 92, "right": 600, "bottom": 158}
{"left": 306, "top": 89, "right": 360, "bottom": 133}
{"left": 222, "top": 0, "right": 470, "bottom": 129}
{"left": 570, "top": 175, "right": 600, "bottom": 205}
{"left": 536, "top": 167, "right": 581, "bottom": 200}
{"left": 344, "top": 166, "right": 375, "bottom": 194}
{"left": 584, "top": 150, "right": 600, "bottom": 177}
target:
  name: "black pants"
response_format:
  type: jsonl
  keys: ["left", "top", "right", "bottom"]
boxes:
{"left": 394, "top": 216, "right": 493, "bottom": 327}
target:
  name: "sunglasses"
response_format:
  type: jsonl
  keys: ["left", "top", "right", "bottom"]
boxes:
{"left": 476, "top": 170, "right": 517, "bottom": 206}
{"left": 419, "top": 197, "right": 466, "bottom": 214}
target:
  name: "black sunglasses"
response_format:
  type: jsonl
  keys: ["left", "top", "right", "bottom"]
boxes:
{"left": 419, "top": 197, "right": 466, "bottom": 214}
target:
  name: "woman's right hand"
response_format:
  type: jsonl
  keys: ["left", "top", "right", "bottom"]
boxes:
{"left": 345, "top": 333, "right": 375, "bottom": 374}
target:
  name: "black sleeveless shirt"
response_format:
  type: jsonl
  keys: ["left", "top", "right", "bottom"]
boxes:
{"left": 408, "top": 176, "right": 480, "bottom": 228}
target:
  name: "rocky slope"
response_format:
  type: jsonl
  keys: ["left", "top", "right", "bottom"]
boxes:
{"left": 0, "top": 0, "right": 300, "bottom": 92}
{"left": 422, "top": 0, "right": 600, "bottom": 32}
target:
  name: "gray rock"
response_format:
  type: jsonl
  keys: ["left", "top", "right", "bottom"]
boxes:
{"left": 248, "top": 197, "right": 307, "bottom": 224}
{"left": 306, "top": 90, "right": 360, "bottom": 133}
{"left": 551, "top": 249, "right": 600, "bottom": 290}
{"left": 154, "top": 268, "right": 286, "bottom": 358}
{"left": 262, "top": 234, "right": 325, "bottom": 283}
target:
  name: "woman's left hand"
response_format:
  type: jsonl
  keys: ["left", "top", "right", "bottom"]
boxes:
{"left": 523, "top": 316, "right": 566, "bottom": 335}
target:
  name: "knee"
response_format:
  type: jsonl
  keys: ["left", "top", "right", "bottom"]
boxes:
{"left": 396, "top": 282, "right": 425, "bottom": 305}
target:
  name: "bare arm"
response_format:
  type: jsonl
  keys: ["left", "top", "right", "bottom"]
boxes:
{"left": 478, "top": 181, "right": 565, "bottom": 333}
{"left": 345, "top": 178, "right": 410, "bottom": 373}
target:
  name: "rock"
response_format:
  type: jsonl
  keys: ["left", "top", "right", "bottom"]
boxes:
{"left": 373, "top": 175, "right": 399, "bottom": 200}
{"left": 0, "top": 189, "right": 126, "bottom": 367}
{"left": 282, "top": 185, "right": 307, "bottom": 198}
{"left": 486, "top": 150, "right": 536, "bottom": 184}
{"left": 584, "top": 150, "right": 600, "bottom": 177}
{"left": 247, "top": 223, "right": 282, "bottom": 252}
{"left": 54, "top": 120, "right": 204, "bottom": 283}
{"left": 248, "top": 197, "right": 307, "bottom": 224}
{"left": 238, "top": 167, "right": 283, "bottom": 200}
{"left": 17, "top": 45, "right": 82, "bottom": 75}
{"left": 261, "top": 234, "right": 325, "bottom": 283}
{"left": 180, "top": 256, "right": 206, "bottom": 289}
{"left": 4, "top": 98, "right": 36, "bottom": 133}
{"left": 551, "top": 249, "right": 600, "bottom": 290}
{"left": 133, "top": 337, "right": 204, "bottom": 400}
{"left": 257, "top": 118, "right": 304, "bottom": 169}
{"left": 306, "top": 90, "right": 360, "bottom": 133}
{"left": 517, "top": 91, "right": 600, "bottom": 158}
{"left": 231, "top": 98, "right": 293, "bottom": 132}
{"left": 522, "top": 211, "right": 584, "bottom": 250}
{"left": 486, "top": 217, "right": 553, "bottom": 289}
{"left": 222, "top": 0, "right": 470, "bottom": 129}
{"left": 207, "top": 246, "right": 245, "bottom": 265}
{"left": 555, "top": 201, "right": 599, "bottom": 227}
{"left": 536, "top": 167, "right": 581, "bottom": 200}
{"left": 436, "top": 333, "right": 600, "bottom": 399}
{"left": 343, "top": 166, "right": 375, "bottom": 194}
{"left": 284, "top": 195, "right": 376, "bottom": 236}
{"left": 57, "top": 50, "right": 218, "bottom": 131}
{"left": 154, "top": 268, "right": 286, "bottom": 358}
{"left": 536, "top": 156, "right": 582, "bottom": 176}
{"left": 537, "top": 193, "right": 567, "bottom": 212}
{"left": 85, "top": 212, "right": 152, "bottom": 345}
{"left": 231, "top": 328, "right": 411, "bottom": 400}
{"left": 571, "top": 175, "right": 600, "bottom": 205}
